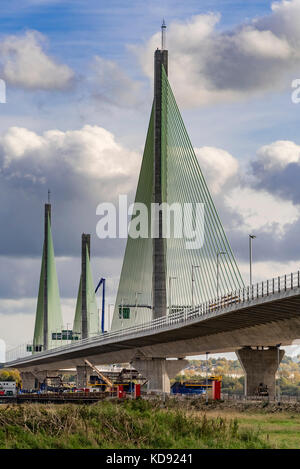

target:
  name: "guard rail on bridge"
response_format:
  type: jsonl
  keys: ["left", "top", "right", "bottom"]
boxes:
{"left": 6, "top": 270, "right": 300, "bottom": 364}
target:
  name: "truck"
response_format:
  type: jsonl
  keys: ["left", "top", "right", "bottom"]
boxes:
{"left": 0, "top": 381, "right": 17, "bottom": 396}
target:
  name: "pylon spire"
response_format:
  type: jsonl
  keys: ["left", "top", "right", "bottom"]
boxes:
{"left": 161, "top": 19, "right": 166, "bottom": 50}
{"left": 73, "top": 234, "right": 98, "bottom": 339}
{"left": 33, "top": 203, "right": 63, "bottom": 351}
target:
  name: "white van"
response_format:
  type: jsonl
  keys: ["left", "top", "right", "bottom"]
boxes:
{"left": 0, "top": 381, "right": 17, "bottom": 396}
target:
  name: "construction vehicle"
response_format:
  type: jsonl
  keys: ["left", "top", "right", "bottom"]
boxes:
{"left": 84, "top": 360, "right": 147, "bottom": 395}
{"left": 255, "top": 382, "right": 269, "bottom": 397}
{"left": 171, "top": 376, "right": 222, "bottom": 395}
{"left": 85, "top": 359, "right": 113, "bottom": 391}
{"left": 0, "top": 381, "right": 17, "bottom": 396}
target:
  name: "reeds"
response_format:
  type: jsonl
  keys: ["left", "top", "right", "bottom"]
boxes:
{"left": 0, "top": 400, "right": 270, "bottom": 449}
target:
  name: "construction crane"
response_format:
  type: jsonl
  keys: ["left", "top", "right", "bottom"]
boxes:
{"left": 95, "top": 277, "right": 106, "bottom": 333}
{"left": 84, "top": 359, "right": 113, "bottom": 389}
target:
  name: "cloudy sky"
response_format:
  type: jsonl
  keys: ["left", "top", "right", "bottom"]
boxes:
{"left": 2, "top": 0, "right": 300, "bottom": 356}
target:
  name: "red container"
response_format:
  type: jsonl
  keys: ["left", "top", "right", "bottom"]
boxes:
{"left": 117, "top": 385, "right": 124, "bottom": 398}
{"left": 134, "top": 384, "right": 141, "bottom": 398}
{"left": 212, "top": 380, "right": 221, "bottom": 400}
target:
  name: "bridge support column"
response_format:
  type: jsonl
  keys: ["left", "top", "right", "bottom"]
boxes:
{"left": 236, "top": 347, "right": 284, "bottom": 399}
{"left": 132, "top": 358, "right": 188, "bottom": 394}
{"left": 21, "top": 371, "right": 37, "bottom": 391}
{"left": 76, "top": 365, "right": 90, "bottom": 388}
{"left": 21, "top": 370, "right": 62, "bottom": 391}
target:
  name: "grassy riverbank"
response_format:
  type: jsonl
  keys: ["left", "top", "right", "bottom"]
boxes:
{"left": 0, "top": 399, "right": 276, "bottom": 449}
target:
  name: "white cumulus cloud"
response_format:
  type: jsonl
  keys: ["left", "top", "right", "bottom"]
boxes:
{"left": 135, "top": 0, "right": 300, "bottom": 108}
{"left": 0, "top": 124, "right": 142, "bottom": 259}
{"left": 225, "top": 186, "right": 300, "bottom": 237}
{"left": 256, "top": 140, "right": 300, "bottom": 170}
{"left": 195, "top": 146, "right": 239, "bottom": 194}
{"left": 0, "top": 31, "right": 74, "bottom": 90}
{"left": 0, "top": 124, "right": 140, "bottom": 188}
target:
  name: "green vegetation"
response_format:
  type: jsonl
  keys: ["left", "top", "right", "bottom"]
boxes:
{"left": 0, "top": 369, "right": 21, "bottom": 386}
{"left": 204, "top": 406, "right": 300, "bottom": 449}
{"left": 176, "top": 356, "right": 300, "bottom": 396}
{"left": 187, "top": 357, "right": 243, "bottom": 376}
{"left": 0, "top": 400, "right": 271, "bottom": 449}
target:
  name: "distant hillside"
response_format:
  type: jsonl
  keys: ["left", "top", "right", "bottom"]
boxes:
{"left": 176, "top": 356, "right": 300, "bottom": 396}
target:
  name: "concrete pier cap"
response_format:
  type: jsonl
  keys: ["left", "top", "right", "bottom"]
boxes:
{"left": 236, "top": 345, "right": 284, "bottom": 399}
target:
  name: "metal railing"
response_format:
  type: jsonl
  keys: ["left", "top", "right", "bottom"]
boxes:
{"left": 6, "top": 270, "right": 300, "bottom": 364}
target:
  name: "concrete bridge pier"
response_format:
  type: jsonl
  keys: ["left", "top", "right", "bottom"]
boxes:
{"left": 21, "top": 371, "right": 36, "bottom": 391}
{"left": 236, "top": 346, "right": 284, "bottom": 399}
{"left": 21, "top": 370, "right": 61, "bottom": 391}
{"left": 76, "top": 365, "right": 91, "bottom": 388}
{"left": 132, "top": 357, "right": 188, "bottom": 394}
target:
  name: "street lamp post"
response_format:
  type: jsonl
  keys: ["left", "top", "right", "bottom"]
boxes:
{"left": 216, "top": 251, "right": 226, "bottom": 298}
{"left": 191, "top": 265, "right": 201, "bottom": 310}
{"left": 168, "top": 276, "right": 177, "bottom": 315}
{"left": 249, "top": 234, "right": 256, "bottom": 286}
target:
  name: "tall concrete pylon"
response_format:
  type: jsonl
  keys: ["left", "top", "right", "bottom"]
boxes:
{"left": 73, "top": 234, "right": 98, "bottom": 339}
{"left": 152, "top": 48, "right": 168, "bottom": 320}
{"left": 111, "top": 30, "right": 244, "bottom": 332}
{"left": 33, "top": 204, "right": 63, "bottom": 351}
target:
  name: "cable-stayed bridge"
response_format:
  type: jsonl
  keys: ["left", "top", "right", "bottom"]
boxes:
{"left": 5, "top": 25, "right": 300, "bottom": 398}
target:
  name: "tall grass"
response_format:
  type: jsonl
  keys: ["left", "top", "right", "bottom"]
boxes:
{"left": 0, "top": 399, "right": 271, "bottom": 449}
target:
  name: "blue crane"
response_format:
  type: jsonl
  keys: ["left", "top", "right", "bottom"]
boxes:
{"left": 95, "top": 277, "right": 106, "bottom": 333}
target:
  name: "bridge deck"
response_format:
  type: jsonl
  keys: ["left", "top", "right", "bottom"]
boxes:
{"left": 6, "top": 274, "right": 300, "bottom": 369}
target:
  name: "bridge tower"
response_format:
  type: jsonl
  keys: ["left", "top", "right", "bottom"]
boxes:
{"left": 73, "top": 234, "right": 98, "bottom": 340}
{"left": 109, "top": 22, "right": 244, "bottom": 392}
{"left": 81, "top": 233, "right": 90, "bottom": 339}
{"left": 111, "top": 22, "right": 244, "bottom": 333}
{"left": 33, "top": 203, "right": 63, "bottom": 352}
{"left": 43, "top": 203, "right": 51, "bottom": 349}
{"left": 152, "top": 44, "right": 168, "bottom": 319}
{"left": 73, "top": 234, "right": 99, "bottom": 388}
